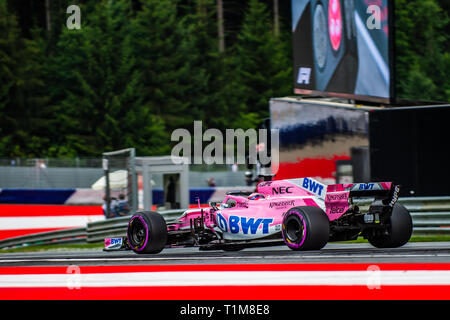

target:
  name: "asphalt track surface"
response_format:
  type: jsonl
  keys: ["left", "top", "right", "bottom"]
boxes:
{"left": 1, "top": 242, "right": 449, "bottom": 267}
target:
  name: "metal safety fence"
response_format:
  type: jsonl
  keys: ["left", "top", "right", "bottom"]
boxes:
{"left": 0, "top": 209, "right": 185, "bottom": 249}
{"left": 0, "top": 227, "right": 87, "bottom": 249}
{"left": 0, "top": 197, "right": 449, "bottom": 249}
{"left": 85, "top": 209, "right": 184, "bottom": 243}
{"left": 407, "top": 196, "right": 450, "bottom": 235}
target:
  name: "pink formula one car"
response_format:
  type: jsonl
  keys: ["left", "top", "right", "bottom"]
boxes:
{"left": 123, "top": 177, "right": 412, "bottom": 254}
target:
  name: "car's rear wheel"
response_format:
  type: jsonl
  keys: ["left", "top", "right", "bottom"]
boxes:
{"left": 282, "top": 206, "right": 329, "bottom": 250}
{"left": 127, "top": 211, "right": 167, "bottom": 254}
{"left": 368, "top": 203, "right": 412, "bottom": 248}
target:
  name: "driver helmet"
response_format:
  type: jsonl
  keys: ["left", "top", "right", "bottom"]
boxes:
{"left": 248, "top": 193, "right": 265, "bottom": 200}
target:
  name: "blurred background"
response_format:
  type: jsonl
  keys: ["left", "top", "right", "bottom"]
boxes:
{"left": 0, "top": 0, "right": 449, "bottom": 242}
{"left": 0, "top": 0, "right": 448, "bottom": 158}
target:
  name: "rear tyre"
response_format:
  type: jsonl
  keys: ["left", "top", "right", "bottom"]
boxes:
{"left": 368, "top": 203, "right": 413, "bottom": 248}
{"left": 282, "top": 206, "right": 329, "bottom": 250}
{"left": 127, "top": 211, "right": 167, "bottom": 254}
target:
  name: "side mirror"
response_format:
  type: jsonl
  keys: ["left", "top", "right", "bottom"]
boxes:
{"left": 209, "top": 202, "right": 219, "bottom": 210}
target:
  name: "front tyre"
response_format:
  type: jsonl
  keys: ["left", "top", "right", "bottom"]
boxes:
{"left": 282, "top": 206, "right": 329, "bottom": 250}
{"left": 368, "top": 203, "right": 412, "bottom": 248}
{"left": 127, "top": 211, "right": 167, "bottom": 254}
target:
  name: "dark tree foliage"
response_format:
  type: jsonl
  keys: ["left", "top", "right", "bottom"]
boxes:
{"left": 0, "top": 0, "right": 448, "bottom": 157}
{"left": 0, "top": 1, "right": 49, "bottom": 157}
{"left": 395, "top": 0, "right": 450, "bottom": 102}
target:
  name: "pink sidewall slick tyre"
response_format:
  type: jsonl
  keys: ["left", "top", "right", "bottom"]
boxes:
{"left": 282, "top": 206, "right": 329, "bottom": 251}
{"left": 127, "top": 211, "right": 167, "bottom": 254}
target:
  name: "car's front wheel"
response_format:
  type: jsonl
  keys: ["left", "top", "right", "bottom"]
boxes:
{"left": 127, "top": 211, "right": 167, "bottom": 254}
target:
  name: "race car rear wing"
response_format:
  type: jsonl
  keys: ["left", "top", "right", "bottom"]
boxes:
{"left": 285, "top": 178, "right": 397, "bottom": 203}
{"left": 348, "top": 182, "right": 394, "bottom": 198}
{"left": 328, "top": 182, "right": 391, "bottom": 195}
{"left": 324, "top": 182, "right": 400, "bottom": 221}
{"left": 327, "top": 182, "right": 400, "bottom": 206}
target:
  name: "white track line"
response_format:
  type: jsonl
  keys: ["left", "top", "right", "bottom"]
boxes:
{"left": 0, "top": 216, "right": 103, "bottom": 230}
{"left": 1, "top": 270, "right": 450, "bottom": 287}
{"left": 1, "top": 253, "right": 450, "bottom": 264}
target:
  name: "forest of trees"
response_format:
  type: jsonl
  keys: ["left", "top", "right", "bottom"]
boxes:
{"left": 0, "top": 0, "right": 448, "bottom": 158}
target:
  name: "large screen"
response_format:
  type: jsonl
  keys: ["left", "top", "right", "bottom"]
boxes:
{"left": 292, "top": 0, "right": 392, "bottom": 103}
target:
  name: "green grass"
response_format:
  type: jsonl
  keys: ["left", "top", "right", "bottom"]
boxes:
{"left": 337, "top": 234, "right": 450, "bottom": 244}
{"left": 408, "top": 235, "right": 450, "bottom": 242}
{"left": 0, "top": 243, "right": 104, "bottom": 253}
